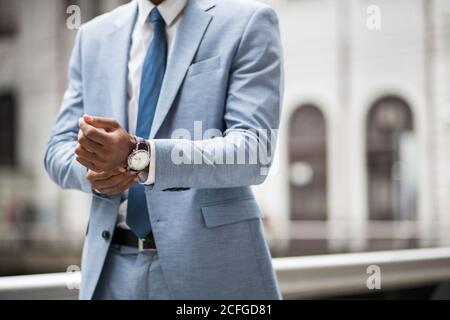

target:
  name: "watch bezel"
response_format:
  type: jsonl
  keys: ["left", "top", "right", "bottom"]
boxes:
{"left": 127, "top": 149, "right": 150, "bottom": 171}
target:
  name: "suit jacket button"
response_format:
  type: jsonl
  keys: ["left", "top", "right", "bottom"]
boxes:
{"left": 102, "top": 230, "right": 110, "bottom": 240}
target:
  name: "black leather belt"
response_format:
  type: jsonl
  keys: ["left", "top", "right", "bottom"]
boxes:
{"left": 112, "top": 228, "right": 156, "bottom": 251}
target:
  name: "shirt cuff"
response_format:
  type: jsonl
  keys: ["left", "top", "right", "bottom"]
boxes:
{"left": 138, "top": 140, "right": 156, "bottom": 185}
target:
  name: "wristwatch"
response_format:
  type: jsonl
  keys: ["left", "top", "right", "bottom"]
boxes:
{"left": 127, "top": 136, "right": 151, "bottom": 172}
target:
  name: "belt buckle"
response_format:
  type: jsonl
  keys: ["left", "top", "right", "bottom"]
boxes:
{"left": 138, "top": 238, "right": 156, "bottom": 252}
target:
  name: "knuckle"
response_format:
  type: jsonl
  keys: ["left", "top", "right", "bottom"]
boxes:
{"left": 85, "top": 127, "right": 94, "bottom": 138}
{"left": 78, "top": 135, "right": 86, "bottom": 143}
{"left": 107, "top": 118, "right": 117, "bottom": 124}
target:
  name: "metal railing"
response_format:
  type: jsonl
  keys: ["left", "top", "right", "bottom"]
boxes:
{"left": 1, "top": 247, "right": 450, "bottom": 299}
{"left": 275, "top": 247, "right": 450, "bottom": 299}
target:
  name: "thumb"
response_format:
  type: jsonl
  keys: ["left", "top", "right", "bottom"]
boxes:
{"left": 83, "top": 115, "right": 119, "bottom": 131}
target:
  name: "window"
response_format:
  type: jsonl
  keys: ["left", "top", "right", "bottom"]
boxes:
{"left": 0, "top": 92, "right": 17, "bottom": 167}
{"left": 0, "top": 0, "right": 17, "bottom": 37}
{"left": 289, "top": 105, "right": 328, "bottom": 221}
{"left": 366, "top": 96, "right": 417, "bottom": 221}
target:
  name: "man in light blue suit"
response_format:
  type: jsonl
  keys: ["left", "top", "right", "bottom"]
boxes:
{"left": 45, "top": 0, "right": 283, "bottom": 300}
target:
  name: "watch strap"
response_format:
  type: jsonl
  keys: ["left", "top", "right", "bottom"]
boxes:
{"left": 134, "top": 136, "right": 149, "bottom": 152}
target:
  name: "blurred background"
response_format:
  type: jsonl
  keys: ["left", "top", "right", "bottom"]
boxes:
{"left": 0, "top": 0, "right": 450, "bottom": 299}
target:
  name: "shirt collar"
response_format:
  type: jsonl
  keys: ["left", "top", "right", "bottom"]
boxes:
{"left": 137, "top": 0, "right": 187, "bottom": 27}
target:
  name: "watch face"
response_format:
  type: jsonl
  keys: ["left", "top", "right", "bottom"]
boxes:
{"left": 128, "top": 150, "right": 150, "bottom": 171}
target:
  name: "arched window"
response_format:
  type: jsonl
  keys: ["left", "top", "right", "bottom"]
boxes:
{"left": 0, "top": 91, "right": 16, "bottom": 166}
{"left": 366, "top": 96, "right": 417, "bottom": 221}
{"left": 0, "top": 0, "right": 17, "bottom": 37}
{"left": 289, "top": 105, "right": 327, "bottom": 220}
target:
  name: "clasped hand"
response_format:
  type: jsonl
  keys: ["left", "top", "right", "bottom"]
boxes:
{"left": 76, "top": 115, "right": 138, "bottom": 195}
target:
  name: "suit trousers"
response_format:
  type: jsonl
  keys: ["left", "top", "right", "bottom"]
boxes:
{"left": 93, "top": 244, "right": 171, "bottom": 300}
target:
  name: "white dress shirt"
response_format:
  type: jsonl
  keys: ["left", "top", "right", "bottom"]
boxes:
{"left": 117, "top": 0, "right": 187, "bottom": 229}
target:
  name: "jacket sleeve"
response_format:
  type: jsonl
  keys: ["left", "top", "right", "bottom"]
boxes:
{"left": 151, "top": 7, "right": 284, "bottom": 191}
{"left": 44, "top": 27, "right": 92, "bottom": 193}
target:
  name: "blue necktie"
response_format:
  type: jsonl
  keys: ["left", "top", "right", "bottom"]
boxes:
{"left": 127, "top": 8, "right": 167, "bottom": 238}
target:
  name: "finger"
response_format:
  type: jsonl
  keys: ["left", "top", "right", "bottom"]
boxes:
{"left": 78, "top": 131, "right": 103, "bottom": 154}
{"left": 76, "top": 156, "right": 103, "bottom": 172}
{"left": 93, "top": 171, "right": 137, "bottom": 189}
{"left": 75, "top": 143, "right": 95, "bottom": 157}
{"left": 86, "top": 167, "right": 126, "bottom": 182}
{"left": 84, "top": 115, "right": 119, "bottom": 132}
{"left": 108, "top": 176, "right": 138, "bottom": 194}
{"left": 94, "top": 170, "right": 137, "bottom": 188}
{"left": 79, "top": 119, "right": 108, "bottom": 144}
{"left": 98, "top": 176, "right": 138, "bottom": 196}
{"left": 75, "top": 144, "right": 102, "bottom": 165}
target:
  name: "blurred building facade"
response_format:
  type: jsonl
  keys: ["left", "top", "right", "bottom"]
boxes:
{"left": 255, "top": 0, "right": 450, "bottom": 256}
{"left": 0, "top": 0, "right": 449, "bottom": 274}
{"left": 0, "top": 0, "right": 125, "bottom": 274}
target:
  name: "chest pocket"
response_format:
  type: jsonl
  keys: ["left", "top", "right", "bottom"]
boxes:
{"left": 186, "top": 55, "right": 221, "bottom": 78}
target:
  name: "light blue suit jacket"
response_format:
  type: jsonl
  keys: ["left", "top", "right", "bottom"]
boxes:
{"left": 44, "top": 0, "right": 283, "bottom": 299}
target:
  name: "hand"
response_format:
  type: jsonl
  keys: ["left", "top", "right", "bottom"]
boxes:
{"left": 86, "top": 167, "right": 139, "bottom": 196}
{"left": 76, "top": 115, "right": 136, "bottom": 172}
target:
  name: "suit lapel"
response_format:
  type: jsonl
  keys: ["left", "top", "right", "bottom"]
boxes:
{"left": 149, "top": 0, "right": 214, "bottom": 139}
{"left": 105, "top": 1, "right": 138, "bottom": 130}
